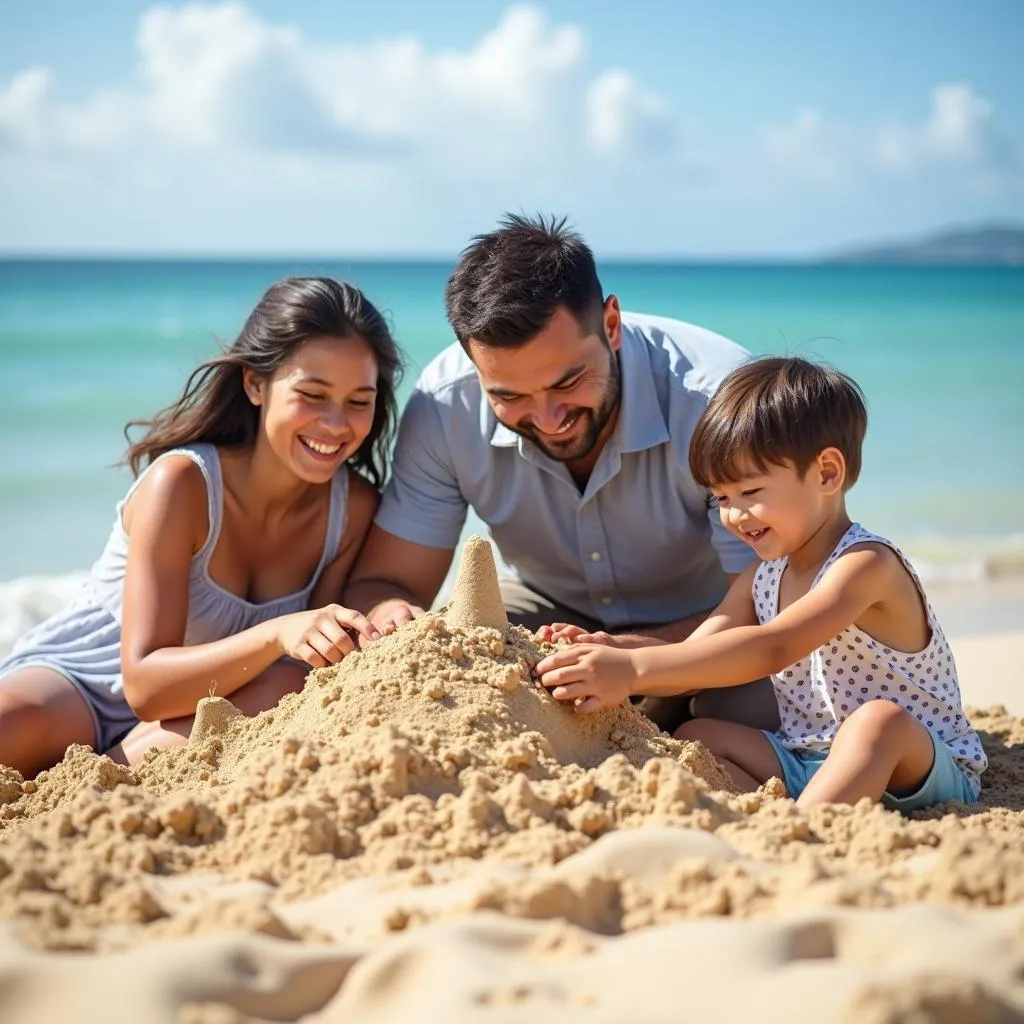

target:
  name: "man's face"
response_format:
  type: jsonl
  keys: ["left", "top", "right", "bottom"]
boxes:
{"left": 469, "top": 301, "right": 622, "bottom": 464}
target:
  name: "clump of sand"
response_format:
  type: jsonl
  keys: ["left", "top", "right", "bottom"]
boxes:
{"left": 1, "top": 536, "right": 1024, "bottom": 1023}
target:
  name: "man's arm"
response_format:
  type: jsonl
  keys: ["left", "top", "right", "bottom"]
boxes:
{"left": 610, "top": 571, "right": 745, "bottom": 646}
{"left": 538, "top": 571, "right": 747, "bottom": 649}
{"left": 343, "top": 525, "right": 454, "bottom": 630}
{"left": 343, "top": 383, "right": 469, "bottom": 631}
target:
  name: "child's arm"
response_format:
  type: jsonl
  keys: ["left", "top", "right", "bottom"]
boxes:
{"left": 680, "top": 562, "right": 759, "bottom": 642}
{"left": 536, "top": 546, "right": 896, "bottom": 713}
{"left": 539, "top": 563, "right": 760, "bottom": 649}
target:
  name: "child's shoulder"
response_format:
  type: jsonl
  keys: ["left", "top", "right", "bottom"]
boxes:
{"left": 822, "top": 534, "right": 911, "bottom": 595}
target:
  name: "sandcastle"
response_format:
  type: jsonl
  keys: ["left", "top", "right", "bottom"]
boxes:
{"left": 188, "top": 695, "right": 242, "bottom": 745}
{"left": 442, "top": 534, "right": 509, "bottom": 632}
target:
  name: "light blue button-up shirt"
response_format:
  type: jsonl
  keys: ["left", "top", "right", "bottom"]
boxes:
{"left": 375, "top": 312, "right": 755, "bottom": 630}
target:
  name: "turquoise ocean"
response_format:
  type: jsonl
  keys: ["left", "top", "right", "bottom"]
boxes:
{"left": 1, "top": 260, "right": 1022, "bottom": 612}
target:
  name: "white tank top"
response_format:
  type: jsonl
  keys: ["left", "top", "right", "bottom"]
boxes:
{"left": 86, "top": 443, "right": 349, "bottom": 645}
{"left": 752, "top": 522, "right": 985, "bottom": 797}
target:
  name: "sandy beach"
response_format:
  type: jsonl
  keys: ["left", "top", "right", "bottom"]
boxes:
{"left": 1, "top": 538, "right": 1023, "bottom": 1023}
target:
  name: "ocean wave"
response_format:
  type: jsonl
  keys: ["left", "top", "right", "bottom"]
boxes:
{"left": 0, "top": 573, "right": 88, "bottom": 658}
{"left": 900, "top": 534, "right": 1024, "bottom": 584}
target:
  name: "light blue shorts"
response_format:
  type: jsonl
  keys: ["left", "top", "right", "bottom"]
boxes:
{"left": 761, "top": 729, "right": 979, "bottom": 812}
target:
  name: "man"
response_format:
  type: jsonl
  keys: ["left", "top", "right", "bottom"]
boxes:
{"left": 345, "top": 214, "right": 778, "bottom": 731}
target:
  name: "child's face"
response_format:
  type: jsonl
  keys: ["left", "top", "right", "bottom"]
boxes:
{"left": 710, "top": 455, "right": 839, "bottom": 561}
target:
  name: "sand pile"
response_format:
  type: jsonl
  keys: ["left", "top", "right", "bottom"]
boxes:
{"left": 1, "top": 535, "right": 1023, "bottom": 1022}
{"left": 0, "top": 536, "right": 734, "bottom": 951}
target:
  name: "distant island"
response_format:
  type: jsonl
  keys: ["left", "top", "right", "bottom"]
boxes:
{"left": 826, "top": 224, "right": 1024, "bottom": 265}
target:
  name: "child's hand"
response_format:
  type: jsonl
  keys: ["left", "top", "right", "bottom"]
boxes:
{"left": 535, "top": 644, "right": 637, "bottom": 713}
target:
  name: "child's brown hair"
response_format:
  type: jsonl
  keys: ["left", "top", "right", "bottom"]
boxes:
{"left": 689, "top": 356, "right": 868, "bottom": 490}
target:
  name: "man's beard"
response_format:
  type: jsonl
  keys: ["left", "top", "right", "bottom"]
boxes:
{"left": 505, "top": 349, "right": 621, "bottom": 463}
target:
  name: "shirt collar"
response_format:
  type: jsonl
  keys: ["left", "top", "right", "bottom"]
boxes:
{"left": 488, "top": 320, "right": 669, "bottom": 452}
{"left": 489, "top": 418, "right": 520, "bottom": 447}
{"left": 617, "top": 320, "right": 670, "bottom": 453}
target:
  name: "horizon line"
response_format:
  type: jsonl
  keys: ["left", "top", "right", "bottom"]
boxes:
{"left": 1, "top": 252, "right": 1021, "bottom": 268}
{"left": 0, "top": 250, "right": 821, "bottom": 264}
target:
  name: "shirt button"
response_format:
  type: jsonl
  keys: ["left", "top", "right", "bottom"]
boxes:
{"left": 601, "top": 596, "right": 612, "bottom": 606}
{"left": 590, "top": 551, "right": 602, "bottom": 562}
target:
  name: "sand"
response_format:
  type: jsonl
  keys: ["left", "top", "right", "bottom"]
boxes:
{"left": 1, "top": 536, "right": 1023, "bottom": 1023}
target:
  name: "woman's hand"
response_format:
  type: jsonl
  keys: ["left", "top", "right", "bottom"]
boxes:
{"left": 275, "top": 604, "right": 381, "bottom": 668}
{"left": 535, "top": 643, "right": 639, "bottom": 713}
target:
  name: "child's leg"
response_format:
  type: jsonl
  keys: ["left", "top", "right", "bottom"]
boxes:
{"left": 796, "top": 700, "right": 935, "bottom": 809}
{"left": 674, "top": 718, "right": 783, "bottom": 792}
{"left": 0, "top": 667, "right": 97, "bottom": 777}
{"left": 107, "top": 659, "right": 309, "bottom": 765}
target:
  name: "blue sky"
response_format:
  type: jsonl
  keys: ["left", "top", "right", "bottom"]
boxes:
{"left": 1, "top": 0, "right": 1021, "bottom": 256}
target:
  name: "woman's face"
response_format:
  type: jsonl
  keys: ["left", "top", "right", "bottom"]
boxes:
{"left": 247, "top": 334, "right": 379, "bottom": 483}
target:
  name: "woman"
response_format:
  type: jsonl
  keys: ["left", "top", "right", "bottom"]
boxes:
{"left": 0, "top": 276, "right": 402, "bottom": 774}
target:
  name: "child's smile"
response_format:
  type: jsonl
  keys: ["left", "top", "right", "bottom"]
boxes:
{"left": 742, "top": 525, "right": 771, "bottom": 546}
{"left": 710, "top": 454, "right": 845, "bottom": 565}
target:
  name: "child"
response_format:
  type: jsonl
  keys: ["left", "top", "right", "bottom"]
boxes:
{"left": 536, "top": 356, "right": 986, "bottom": 811}
{"left": 0, "top": 277, "right": 402, "bottom": 776}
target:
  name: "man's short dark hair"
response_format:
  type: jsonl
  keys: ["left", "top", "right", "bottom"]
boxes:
{"left": 689, "top": 356, "right": 868, "bottom": 490}
{"left": 445, "top": 213, "right": 606, "bottom": 351}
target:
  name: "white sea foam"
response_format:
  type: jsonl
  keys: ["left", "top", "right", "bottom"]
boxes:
{"left": 0, "top": 573, "right": 88, "bottom": 658}
{"left": 901, "top": 534, "right": 1024, "bottom": 585}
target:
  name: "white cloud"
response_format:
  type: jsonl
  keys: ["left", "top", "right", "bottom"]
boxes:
{"left": 762, "top": 83, "right": 1016, "bottom": 190}
{"left": 875, "top": 83, "right": 1005, "bottom": 172}
{"left": 0, "top": 4, "right": 1019, "bottom": 255}
{"left": 0, "top": 67, "right": 54, "bottom": 149}
{"left": 586, "top": 69, "right": 677, "bottom": 157}
{"left": 0, "top": 2, "right": 691, "bottom": 251}
{"left": 925, "top": 83, "right": 992, "bottom": 160}
{"left": 761, "top": 107, "right": 851, "bottom": 185}
{"left": 0, "top": 1, "right": 657, "bottom": 165}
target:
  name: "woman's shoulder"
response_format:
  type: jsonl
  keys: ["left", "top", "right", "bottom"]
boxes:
{"left": 122, "top": 452, "right": 211, "bottom": 544}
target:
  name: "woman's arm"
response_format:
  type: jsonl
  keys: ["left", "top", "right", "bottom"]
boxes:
{"left": 120, "top": 458, "right": 375, "bottom": 722}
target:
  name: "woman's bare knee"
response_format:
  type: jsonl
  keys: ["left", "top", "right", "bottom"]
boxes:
{"left": 0, "top": 670, "right": 96, "bottom": 777}
{"left": 109, "top": 717, "right": 190, "bottom": 765}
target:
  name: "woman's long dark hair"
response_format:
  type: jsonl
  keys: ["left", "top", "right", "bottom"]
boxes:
{"left": 124, "top": 277, "right": 403, "bottom": 489}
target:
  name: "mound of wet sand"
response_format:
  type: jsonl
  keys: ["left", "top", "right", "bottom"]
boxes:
{"left": 1, "top": 536, "right": 1023, "bottom": 1022}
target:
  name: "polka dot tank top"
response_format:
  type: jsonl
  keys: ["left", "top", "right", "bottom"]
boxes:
{"left": 752, "top": 522, "right": 985, "bottom": 797}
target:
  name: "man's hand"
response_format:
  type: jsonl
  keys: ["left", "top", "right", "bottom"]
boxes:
{"left": 536, "top": 622, "right": 616, "bottom": 646}
{"left": 536, "top": 622, "right": 668, "bottom": 650}
{"left": 535, "top": 644, "right": 639, "bottom": 714}
{"left": 368, "top": 598, "right": 426, "bottom": 636}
